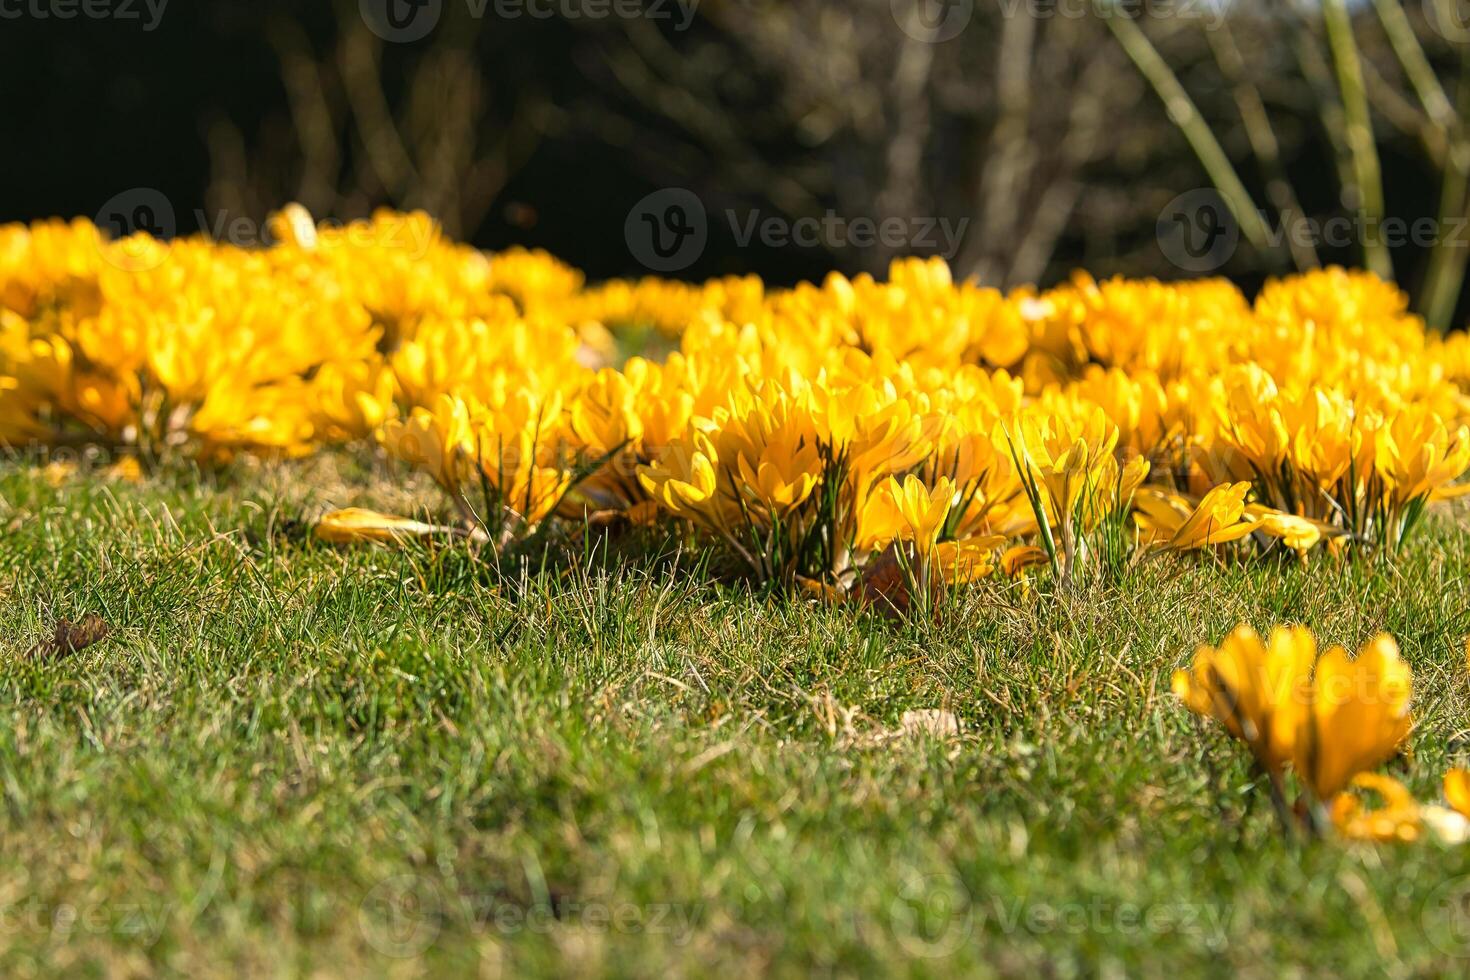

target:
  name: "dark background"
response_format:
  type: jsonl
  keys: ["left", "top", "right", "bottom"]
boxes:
{"left": 2, "top": 0, "right": 1466, "bottom": 318}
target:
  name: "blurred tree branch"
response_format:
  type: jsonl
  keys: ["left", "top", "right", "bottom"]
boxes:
{"left": 195, "top": 0, "right": 1470, "bottom": 324}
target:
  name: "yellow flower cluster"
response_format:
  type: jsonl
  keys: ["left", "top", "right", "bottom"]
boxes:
{"left": 4, "top": 206, "right": 1470, "bottom": 589}
{"left": 1175, "top": 625, "right": 1470, "bottom": 845}
{"left": 1174, "top": 624, "right": 1411, "bottom": 801}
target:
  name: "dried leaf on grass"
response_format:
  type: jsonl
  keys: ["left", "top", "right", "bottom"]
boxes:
{"left": 898, "top": 709, "right": 962, "bottom": 739}
{"left": 26, "top": 614, "right": 110, "bottom": 662}
{"left": 855, "top": 545, "right": 911, "bottom": 615}
{"left": 840, "top": 708, "right": 965, "bottom": 750}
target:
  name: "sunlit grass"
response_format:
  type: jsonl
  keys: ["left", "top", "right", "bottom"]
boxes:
{"left": 2, "top": 455, "right": 1469, "bottom": 974}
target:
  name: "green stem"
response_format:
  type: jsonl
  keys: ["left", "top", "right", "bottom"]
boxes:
{"left": 1322, "top": 0, "right": 1393, "bottom": 279}
{"left": 1207, "top": 21, "right": 1317, "bottom": 271}
{"left": 1099, "top": 5, "right": 1271, "bottom": 253}
{"left": 1419, "top": 44, "right": 1470, "bottom": 331}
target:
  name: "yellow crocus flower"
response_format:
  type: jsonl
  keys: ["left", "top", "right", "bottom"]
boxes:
{"left": 379, "top": 395, "right": 476, "bottom": 495}
{"left": 858, "top": 475, "right": 958, "bottom": 557}
{"left": 1294, "top": 634, "right": 1412, "bottom": 801}
{"left": 1172, "top": 624, "right": 1316, "bottom": 775}
{"left": 1134, "top": 482, "right": 1256, "bottom": 551}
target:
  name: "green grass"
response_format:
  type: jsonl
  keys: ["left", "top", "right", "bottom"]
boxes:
{"left": 3, "top": 453, "right": 1470, "bottom": 976}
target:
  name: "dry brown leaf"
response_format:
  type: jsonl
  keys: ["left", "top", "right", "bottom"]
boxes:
{"left": 795, "top": 575, "right": 847, "bottom": 605}
{"left": 839, "top": 707, "right": 965, "bottom": 750}
{"left": 854, "top": 544, "right": 911, "bottom": 616}
{"left": 27, "top": 615, "right": 111, "bottom": 662}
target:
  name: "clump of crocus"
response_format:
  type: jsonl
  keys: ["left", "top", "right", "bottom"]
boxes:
{"left": 1173, "top": 623, "right": 1412, "bottom": 836}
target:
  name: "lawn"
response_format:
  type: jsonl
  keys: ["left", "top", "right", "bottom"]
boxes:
{"left": 2, "top": 453, "right": 1470, "bottom": 976}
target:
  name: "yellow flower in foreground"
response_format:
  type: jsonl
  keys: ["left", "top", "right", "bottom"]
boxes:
{"left": 1172, "top": 624, "right": 1315, "bottom": 774}
{"left": 932, "top": 536, "right": 1007, "bottom": 584}
{"left": 1178, "top": 624, "right": 1418, "bottom": 831}
{"left": 1295, "top": 634, "right": 1412, "bottom": 801}
{"left": 1445, "top": 769, "right": 1470, "bottom": 818}
{"left": 1332, "top": 768, "right": 1470, "bottom": 844}
{"left": 1376, "top": 407, "right": 1470, "bottom": 508}
{"left": 1330, "top": 773, "right": 1421, "bottom": 842}
{"left": 638, "top": 431, "right": 722, "bottom": 524}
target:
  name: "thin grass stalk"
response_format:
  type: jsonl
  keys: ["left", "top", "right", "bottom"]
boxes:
{"left": 1371, "top": 0, "right": 1457, "bottom": 130}
{"left": 1206, "top": 20, "right": 1319, "bottom": 271}
{"left": 1370, "top": 0, "right": 1468, "bottom": 329}
{"left": 1099, "top": 3, "right": 1272, "bottom": 253}
{"left": 1420, "top": 40, "right": 1470, "bottom": 331}
{"left": 1321, "top": 0, "right": 1393, "bottom": 279}
{"left": 1287, "top": 6, "right": 1359, "bottom": 211}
